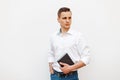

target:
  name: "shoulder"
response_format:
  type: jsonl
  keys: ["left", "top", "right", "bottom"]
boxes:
{"left": 49, "top": 31, "right": 58, "bottom": 41}
{"left": 71, "top": 29, "right": 84, "bottom": 37}
{"left": 71, "top": 29, "right": 87, "bottom": 43}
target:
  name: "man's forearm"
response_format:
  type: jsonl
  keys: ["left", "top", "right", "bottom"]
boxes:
{"left": 70, "top": 61, "right": 86, "bottom": 71}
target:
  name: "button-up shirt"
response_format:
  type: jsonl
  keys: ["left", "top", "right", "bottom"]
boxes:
{"left": 48, "top": 28, "right": 90, "bottom": 72}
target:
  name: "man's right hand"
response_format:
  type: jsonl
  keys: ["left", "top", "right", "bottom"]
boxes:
{"left": 49, "top": 62, "right": 54, "bottom": 74}
{"left": 50, "top": 68, "right": 54, "bottom": 74}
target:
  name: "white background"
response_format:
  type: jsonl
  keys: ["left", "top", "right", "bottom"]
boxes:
{"left": 0, "top": 0, "right": 120, "bottom": 80}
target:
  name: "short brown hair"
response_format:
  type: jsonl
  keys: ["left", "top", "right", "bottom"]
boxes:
{"left": 57, "top": 7, "right": 71, "bottom": 17}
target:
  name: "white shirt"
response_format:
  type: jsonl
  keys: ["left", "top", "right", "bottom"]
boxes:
{"left": 48, "top": 28, "right": 90, "bottom": 72}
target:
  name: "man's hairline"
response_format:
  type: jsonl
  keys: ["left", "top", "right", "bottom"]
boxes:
{"left": 58, "top": 11, "right": 72, "bottom": 18}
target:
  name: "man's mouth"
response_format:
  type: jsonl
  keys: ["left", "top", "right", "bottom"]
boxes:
{"left": 65, "top": 24, "right": 70, "bottom": 26}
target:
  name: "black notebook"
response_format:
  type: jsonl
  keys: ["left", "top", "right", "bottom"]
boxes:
{"left": 57, "top": 53, "right": 74, "bottom": 67}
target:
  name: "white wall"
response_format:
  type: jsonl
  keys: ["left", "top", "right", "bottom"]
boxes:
{"left": 0, "top": 0, "right": 120, "bottom": 80}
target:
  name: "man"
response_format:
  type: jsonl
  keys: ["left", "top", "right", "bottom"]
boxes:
{"left": 48, "top": 7, "right": 90, "bottom": 80}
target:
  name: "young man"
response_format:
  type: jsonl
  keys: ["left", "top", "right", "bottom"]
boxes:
{"left": 48, "top": 7, "right": 90, "bottom": 80}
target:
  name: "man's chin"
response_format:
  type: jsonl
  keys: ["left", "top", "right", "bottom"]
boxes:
{"left": 65, "top": 26, "right": 70, "bottom": 29}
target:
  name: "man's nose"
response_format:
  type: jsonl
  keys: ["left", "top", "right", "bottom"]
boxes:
{"left": 66, "top": 19, "right": 70, "bottom": 22}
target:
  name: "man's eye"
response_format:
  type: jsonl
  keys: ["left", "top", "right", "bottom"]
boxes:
{"left": 62, "top": 17, "right": 67, "bottom": 19}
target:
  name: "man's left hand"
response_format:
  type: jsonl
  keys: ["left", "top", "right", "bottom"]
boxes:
{"left": 60, "top": 62, "right": 72, "bottom": 74}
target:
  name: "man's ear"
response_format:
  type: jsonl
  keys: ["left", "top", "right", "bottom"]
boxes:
{"left": 57, "top": 17, "right": 60, "bottom": 23}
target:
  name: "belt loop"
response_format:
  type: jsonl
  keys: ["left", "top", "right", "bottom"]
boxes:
{"left": 58, "top": 73, "right": 60, "bottom": 77}
{"left": 65, "top": 74, "right": 68, "bottom": 78}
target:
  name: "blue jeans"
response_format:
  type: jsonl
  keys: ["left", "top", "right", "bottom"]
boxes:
{"left": 50, "top": 70, "right": 79, "bottom": 80}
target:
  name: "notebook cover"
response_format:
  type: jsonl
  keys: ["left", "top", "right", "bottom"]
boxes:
{"left": 57, "top": 53, "right": 74, "bottom": 67}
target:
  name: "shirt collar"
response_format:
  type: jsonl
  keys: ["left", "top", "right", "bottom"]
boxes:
{"left": 57, "top": 28, "right": 74, "bottom": 35}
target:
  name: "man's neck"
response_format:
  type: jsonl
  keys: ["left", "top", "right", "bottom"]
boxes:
{"left": 61, "top": 28, "right": 70, "bottom": 34}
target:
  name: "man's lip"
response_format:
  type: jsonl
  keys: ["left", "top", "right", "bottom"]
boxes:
{"left": 66, "top": 24, "right": 70, "bottom": 26}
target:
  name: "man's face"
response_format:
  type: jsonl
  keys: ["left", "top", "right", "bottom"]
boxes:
{"left": 58, "top": 11, "right": 72, "bottom": 30}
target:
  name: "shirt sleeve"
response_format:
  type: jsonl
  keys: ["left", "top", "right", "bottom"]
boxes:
{"left": 76, "top": 33, "right": 90, "bottom": 65}
{"left": 48, "top": 36, "right": 55, "bottom": 63}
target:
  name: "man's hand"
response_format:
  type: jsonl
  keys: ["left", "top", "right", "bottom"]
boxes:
{"left": 60, "top": 61, "right": 86, "bottom": 74}
{"left": 49, "top": 63, "right": 54, "bottom": 74}
{"left": 59, "top": 62, "right": 72, "bottom": 74}
{"left": 50, "top": 68, "right": 54, "bottom": 74}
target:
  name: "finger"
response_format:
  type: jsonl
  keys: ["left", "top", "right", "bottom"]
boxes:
{"left": 50, "top": 69, "right": 54, "bottom": 74}
{"left": 60, "top": 62, "right": 67, "bottom": 66}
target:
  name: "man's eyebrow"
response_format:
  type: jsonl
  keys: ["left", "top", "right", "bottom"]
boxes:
{"left": 62, "top": 17, "right": 67, "bottom": 19}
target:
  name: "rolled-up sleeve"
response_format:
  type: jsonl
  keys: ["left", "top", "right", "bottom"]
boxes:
{"left": 48, "top": 36, "right": 55, "bottom": 63}
{"left": 80, "top": 46, "right": 90, "bottom": 65}
{"left": 77, "top": 34, "right": 90, "bottom": 65}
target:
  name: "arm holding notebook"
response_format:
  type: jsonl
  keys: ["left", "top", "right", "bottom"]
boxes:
{"left": 57, "top": 53, "right": 86, "bottom": 74}
{"left": 59, "top": 35, "right": 90, "bottom": 74}
{"left": 60, "top": 61, "right": 86, "bottom": 74}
